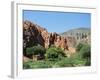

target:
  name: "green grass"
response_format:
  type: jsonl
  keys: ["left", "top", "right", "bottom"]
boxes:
{"left": 23, "top": 56, "right": 89, "bottom": 69}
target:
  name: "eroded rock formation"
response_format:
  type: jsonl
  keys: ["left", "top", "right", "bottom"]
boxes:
{"left": 23, "top": 20, "right": 69, "bottom": 55}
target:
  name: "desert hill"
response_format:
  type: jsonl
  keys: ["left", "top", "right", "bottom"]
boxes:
{"left": 60, "top": 28, "right": 91, "bottom": 47}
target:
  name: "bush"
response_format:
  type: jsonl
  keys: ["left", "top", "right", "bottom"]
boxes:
{"left": 85, "top": 58, "right": 91, "bottom": 66}
{"left": 30, "top": 60, "right": 52, "bottom": 68}
{"left": 23, "top": 60, "right": 33, "bottom": 69}
{"left": 23, "top": 60, "right": 53, "bottom": 69}
{"left": 71, "top": 58, "right": 86, "bottom": 66}
{"left": 53, "top": 58, "right": 73, "bottom": 67}
{"left": 33, "top": 45, "right": 46, "bottom": 56}
{"left": 76, "top": 43, "right": 91, "bottom": 66}
{"left": 26, "top": 45, "right": 46, "bottom": 56}
{"left": 23, "top": 62, "right": 31, "bottom": 69}
{"left": 79, "top": 44, "right": 91, "bottom": 59}
{"left": 76, "top": 43, "right": 84, "bottom": 51}
{"left": 76, "top": 43, "right": 91, "bottom": 59}
{"left": 79, "top": 44, "right": 91, "bottom": 66}
{"left": 45, "top": 46, "right": 65, "bottom": 60}
{"left": 54, "top": 56, "right": 86, "bottom": 67}
{"left": 26, "top": 47, "right": 34, "bottom": 56}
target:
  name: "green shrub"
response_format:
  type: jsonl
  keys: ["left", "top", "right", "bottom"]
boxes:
{"left": 23, "top": 60, "right": 53, "bottom": 69}
{"left": 75, "top": 43, "right": 91, "bottom": 66}
{"left": 85, "top": 58, "right": 91, "bottom": 66}
{"left": 72, "top": 58, "right": 86, "bottom": 66}
{"left": 45, "top": 47, "right": 65, "bottom": 60}
{"left": 30, "top": 61, "right": 52, "bottom": 68}
{"left": 23, "top": 62, "right": 31, "bottom": 69}
{"left": 79, "top": 44, "right": 91, "bottom": 59}
{"left": 53, "top": 58, "right": 73, "bottom": 67}
{"left": 23, "top": 60, "right": 33, "bottom": 69}
{"left": 33, "top": 44, "right": 46, "bottom": 56}
{"left": 26, "top": 47, "right": 34, "bottom": 56}
{"left": 26, "top": 45, "right": 46, "bottom": 56}
{"left": 76, "top": 43, "right": 84, "bottom": 51}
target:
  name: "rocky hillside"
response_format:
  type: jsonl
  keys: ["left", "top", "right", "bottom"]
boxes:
{"left": 61, "top": 28, "right": 90, "bottom": 37}
{"left": 60, "top": 28, "right": 91, "bottom": 46}
{"left": 23, "top": 21, "right": 69, "bottom": 55}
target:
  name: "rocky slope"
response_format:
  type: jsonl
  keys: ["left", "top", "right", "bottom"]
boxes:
{"left": 60, "top": 28, "right": 91, "bottom": 46}
{"left": 23, "top": 21, "right": 69, "bottom": 55}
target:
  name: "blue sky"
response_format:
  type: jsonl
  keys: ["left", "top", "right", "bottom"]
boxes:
{"left": 23, "top": 10, "right": 91, "bottom": 33}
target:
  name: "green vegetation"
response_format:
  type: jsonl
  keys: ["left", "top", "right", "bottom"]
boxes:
{"left": 79, "top": 44, "right": 90, "bottom": 59}
{"left": 26, "top": 47, "right": 34, "bottom": 56}
{"left": 32, "top": 44, "right": 46, "bottom": 56}
{"left": 75, "top": 43, "right": 91, "bottom": 66}
{"left": 76, "top": 43, "right": 84, "bottom": 51}
{"left": 45, "top": 46, "right": 65, "bottom": 61}
{"left": 26, "top": 44, "right": 46, "bottom": 58}
{"left": 23, "top": 60, "right": 52, "bottom": 69}
{"left": 24, "top": 43, "right": 91, "bottom": 69}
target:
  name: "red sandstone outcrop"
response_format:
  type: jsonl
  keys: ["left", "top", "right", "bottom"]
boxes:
{"left": 23, "top": 20, "right": 69, "bottom": 55}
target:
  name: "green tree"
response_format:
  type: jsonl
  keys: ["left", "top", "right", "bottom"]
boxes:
{"left": 26, "top": 47, "right": 34, "bottom": 57}
{"left": 76, "top": 43, "right": 91, "bottom": 66}
{"left": 76, "top": 43, "right": 84, "bottom": 51}
{"left": 26, "top": 44, "right": 46, "bottom": 59}
{"left": 79, "top": 44, "right": 91, "bottom": 59}
{"left": 45, "top": 46, "right": 65, "bottom": 61}
{"left": 33, "top": 44, "right": 46, "bottom": 56}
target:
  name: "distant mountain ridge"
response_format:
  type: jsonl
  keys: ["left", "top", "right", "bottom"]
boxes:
{"left": 61, "top": 27, "right": 90, "bottom": 35}
{"left": 60, "top": 27, "right": 91, "bottom": 46}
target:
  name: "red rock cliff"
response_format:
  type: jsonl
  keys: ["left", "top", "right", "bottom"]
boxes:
{"left": 23, "top": 21, "right": 68, "bottom": 54}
